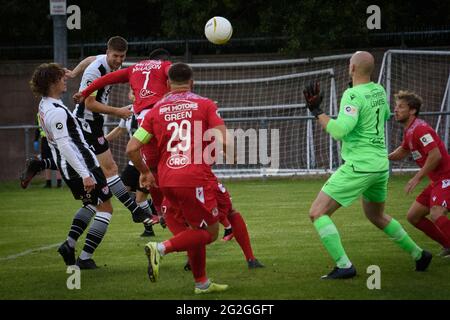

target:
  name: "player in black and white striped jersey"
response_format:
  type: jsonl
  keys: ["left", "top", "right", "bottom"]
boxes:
{"left": 30, "top": 62, "right": 114, "bottom": 270}
{"left": 72, "top": 36, "right": 152, "bottom": 225}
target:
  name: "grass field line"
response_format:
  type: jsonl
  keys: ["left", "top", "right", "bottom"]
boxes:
{"left": 0, "top": 242, "right": 62, "bottom": 261}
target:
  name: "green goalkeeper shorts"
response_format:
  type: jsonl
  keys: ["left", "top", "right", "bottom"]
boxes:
{"left": 322, "top": 163, "right": 389, "bottom": 207}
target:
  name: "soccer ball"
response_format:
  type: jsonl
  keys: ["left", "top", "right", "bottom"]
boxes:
{"left": 204, "top": 16, "right": 233, "bottom": 45}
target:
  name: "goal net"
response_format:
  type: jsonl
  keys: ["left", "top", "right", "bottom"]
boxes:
{"left": 378, "top": 49, "right": 450, "bottom": 172}
{"left": 107, "top": 54, "right": 353, "bottom": 178}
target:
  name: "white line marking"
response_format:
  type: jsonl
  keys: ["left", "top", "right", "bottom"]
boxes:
{"left": 0, "top": 243, "right": 62, "bottom": 261}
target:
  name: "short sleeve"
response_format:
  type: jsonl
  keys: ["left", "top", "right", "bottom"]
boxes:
{"left": 413, "top": 125, "right": 438, "bottom": 154}
{"left": 79, "top": 66, "right": 101, "bottom": 92}
{"left": 206, "top": 100, "right": 225, "bottom": 128}
{"left": 163, "top": 61, "right": 172, "bottom": 76}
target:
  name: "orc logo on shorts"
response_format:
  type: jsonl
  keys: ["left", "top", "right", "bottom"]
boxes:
{"left": 211, "top": 207, "right": 219, "bottom": 217}
{"left": 442, "top": 179, "right": 450, "bottom": 189}
{"left": 167, "top": 154, "right": 189, "bottom": 169}
{"left": 56, "top": 123, "right": 63, "bottom": 130}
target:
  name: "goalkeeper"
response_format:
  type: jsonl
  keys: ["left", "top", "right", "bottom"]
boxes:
{"left": 303, "top": 51, "right": 432, "bottom": 279}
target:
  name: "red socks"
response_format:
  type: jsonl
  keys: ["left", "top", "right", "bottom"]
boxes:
{"left": 415, "top": 217, "right": 450, "bottom": 248}
{"left": 228, "top": 211, "right": 255, "bottom": 261}
{"left": 435, "top": 216, "right": 450, "bottom": 248}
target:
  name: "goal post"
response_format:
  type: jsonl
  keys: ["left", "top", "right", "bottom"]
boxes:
{"left": 378, "top": 49, "right": 450, "bottom": 172}
{"left": 108, "top": 55, "right": 354, "bottom": 178}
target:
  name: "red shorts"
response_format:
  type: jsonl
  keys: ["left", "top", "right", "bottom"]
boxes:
{"left": 416, "top": 179, "right": 450, "bottom": 209}
{"left": 160, "top": 185, "right": 219, "bottom": 228}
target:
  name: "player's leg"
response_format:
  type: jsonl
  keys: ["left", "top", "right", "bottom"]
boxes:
{"left": 216, "top": 183, "right": 233, "bottom": 241}
{"left": 96, "top": 148, "right": 150, "bottom": 224}
{"left": 75, "top": 167, "right": 114, "bottom": 269}
{"left": 407, "top": 199, "right": 450, "bottom": 250}
{"left": 55, "top": 169, "right": 62, "bottom": 188}
{"left": 362, "top": 171, "right": 432, "bottom": 271}
{"left": 310, "top": 164, "right": 358, "bottom": 279}
{"left": 58, "top": 203, "right": 96, "bottom": 266}
{"left": 76, "top": 199, "right": 113, "bottom": 269}
{"left": 42, "top": 137, "right": 53, "bottom": 188}
{"left": 427, "top": 180, "right": 450, "bottom": 256}
{"left": 145, "top": 186, "right": 227, "bottom": 292}
{"left": 44, "top": 169, "right": 52, "bottom": 188}
{"left": 121, "top": 164, "right": 156, "bottom": 236}
{"left": 227, "top": 209, "right": 264, "bottom": 268}
{"left": 216, "top": 182, "right": 262, "bottom": 267}
{"left": 19, "top": 157, "right": 57, "bottom": 189}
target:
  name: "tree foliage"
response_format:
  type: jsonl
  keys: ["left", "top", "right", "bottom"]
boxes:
{"left": 1, "top": 0, "right": 449, "bottom": 52}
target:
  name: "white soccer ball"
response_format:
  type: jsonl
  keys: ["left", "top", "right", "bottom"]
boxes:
{"left": 204, "top": 16, "right": 233, "bottom": 45}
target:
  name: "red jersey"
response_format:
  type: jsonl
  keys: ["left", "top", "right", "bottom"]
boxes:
{"left": 81, "top": 60, "right": 172, "bottom": 114}
{"left": 140, "top": 90, "right": 225, "bottom": 187}
{"left": 401, "top": 117, "right": 450, "bottom": 182}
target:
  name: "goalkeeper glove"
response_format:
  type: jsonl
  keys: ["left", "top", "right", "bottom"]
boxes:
{"left": 303, "top": 81, "right": 324, "bottom": 118}
{"left": 33, "top": 140, "right": 39, "bottom": 152}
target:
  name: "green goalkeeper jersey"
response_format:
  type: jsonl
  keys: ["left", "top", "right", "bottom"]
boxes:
{"left": 326, "top": 82, "right": 391, "bottom": 172}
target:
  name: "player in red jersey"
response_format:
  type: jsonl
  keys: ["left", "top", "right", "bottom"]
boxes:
{"left": 73, "top": 48, "right": 171, "bottom": 226}
{"left": 389, "top": 90, "right": 450, "bottom": 257}
{"left": 126, "top": 62, "right": 231, "bottom": 294}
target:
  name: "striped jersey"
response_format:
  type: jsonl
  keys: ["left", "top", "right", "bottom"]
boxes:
{"left": 38, "top": 97, "right": 99, "bottom": 180}
{"left": 73, "top": 54, "right": 113, "bottom": 122}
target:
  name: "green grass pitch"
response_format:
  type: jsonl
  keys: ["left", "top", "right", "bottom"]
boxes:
{"left": 0, "top": 175, "right": 449, "bottom": 300}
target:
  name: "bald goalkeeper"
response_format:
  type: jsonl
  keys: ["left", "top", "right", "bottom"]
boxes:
{"left": 303, "top": 51, "right": 432, "bottom": 279}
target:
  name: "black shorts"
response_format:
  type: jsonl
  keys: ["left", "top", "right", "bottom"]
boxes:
{"left": 64, "top": 167, "right": 112, "bottom": 206}
{"left": 121, "top": 164, "right": 149, "bottom": 193}
{"left": 40, "top": 137, "right": 53, "bottom": 159}
{"left": 77, "top": 118, "right": 109, "bottom": 155}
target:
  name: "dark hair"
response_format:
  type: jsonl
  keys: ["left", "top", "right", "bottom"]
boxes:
{"left": 168, "top": 62, "right": 193, "bottom": 84}
{"left": 394, "top": 90, "right": 423, "bottom": 116}
{"left": 107, "top": 36, "right": 128, "bottom": 52}
{"left": 149, "top": 48, "right": 170, "bottom": 61}
{"left": 30, "top": 63, "right": 65, "bottom": 97}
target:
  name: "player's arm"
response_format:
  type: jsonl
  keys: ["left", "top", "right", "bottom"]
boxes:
{"left": 405, "top": 147, "right": 442, "bottom": 194}
{"left": 206, "top": 101, "right": 234, "bottom": 163}
{"left": 49, "top": 110, "right": 95, "bottom": 191}
{"left": 84, "top": 96, "right": 132, "bottom": 119}
{"left": 105, "top": 117, "right": 128, "bottom": 142}
{"left": 81, "top": 68, "right": 130, "bottom": 98}
{"left": 388, "top": 146, "right": 409, "bottom": 161}
{"left": 126, "top": 126, "right": 156, "bottom": 188}
{"left": 303, "top": 82, "right": 358, "bottom": 139}
{"left": 105, "top": 126, "right": 126, "bottom": 142}
{"left": 65, "top": 56, "right": 96, "bottom": 79}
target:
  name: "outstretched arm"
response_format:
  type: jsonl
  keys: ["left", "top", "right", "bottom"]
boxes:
{"left": 388, "top": 146, "right": 409, "bottom": 161}
{"left": 65, "top": 56, "right": 96, "bottom": 79}
{"left": 81, "top": 68, "right": 130, "bottom": 97}
{"left": 84, "top": 96, "right": 132, "bottom": 119}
